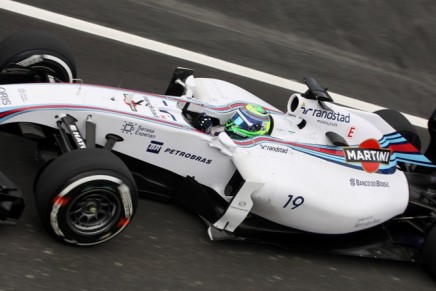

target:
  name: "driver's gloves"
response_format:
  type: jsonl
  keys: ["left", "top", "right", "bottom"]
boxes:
{"left": 196, "top": 113, "right": 213, "bottom": 134}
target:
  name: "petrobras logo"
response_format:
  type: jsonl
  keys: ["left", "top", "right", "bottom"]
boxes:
{"left": 147, "top": 140, "right": 163, "bottom": 154}
{"left": 343, "top": 139, "right": 391, "bottom": 173}
{"left": 164, "top": 148, "right": 212, "bottom": 164}
{"left": 301, "top": 105, "right": 350, "bottom": 123}
{"left": 146, "top": 141, "right": 212, "bottom": 164}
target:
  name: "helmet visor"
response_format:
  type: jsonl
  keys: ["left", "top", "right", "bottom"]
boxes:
{"left": 228, "top": 109, "right": 254, "bottom": 131}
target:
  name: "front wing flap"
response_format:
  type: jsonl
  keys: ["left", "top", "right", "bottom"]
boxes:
{"left": 0, "top": 171, "right": 24, "bottom": 225}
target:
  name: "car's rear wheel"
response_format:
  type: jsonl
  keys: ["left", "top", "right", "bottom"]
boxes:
{"left": 422, "top": 223, "right": 436, "bottom": 279}
{"left": 34, "top": 148, "right": 138, "bottom": 246}
{"left": 0, "top": 29, "right": 77, "bottom": 84}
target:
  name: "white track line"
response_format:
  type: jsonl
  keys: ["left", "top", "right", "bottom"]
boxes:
{"left": 0, "top": 0, "right": 428, "bottom": 128}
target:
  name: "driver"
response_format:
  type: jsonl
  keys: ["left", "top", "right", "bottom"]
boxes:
{"left": 195, "top": 103, "right": 271, "bottom": 138}
{"left": 225, "top": 103, "right": 271, "bottom": 138}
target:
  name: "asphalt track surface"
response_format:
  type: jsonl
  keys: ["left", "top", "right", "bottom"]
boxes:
{"left": 0, "top": 1, "right": 435, "bottom": 290}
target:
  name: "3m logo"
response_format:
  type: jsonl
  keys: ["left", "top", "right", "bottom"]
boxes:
{"left": 147, "top": 141, "right": 163, "bottom": 154}
{"left": 343, "top": 139, "right": 391, "bottom": 173}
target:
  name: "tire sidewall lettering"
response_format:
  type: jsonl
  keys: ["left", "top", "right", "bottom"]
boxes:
{"left": 50, "top": 174, "right": 133, "bottom": 246}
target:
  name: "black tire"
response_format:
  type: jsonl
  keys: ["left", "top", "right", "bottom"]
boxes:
{"left": 374, "top": 109, "right": 421, "bottom": 151}
{"left": 34, "top": 148, "right": 138, "bottom": 246}
{"left": 422, "top": 223, "right": 436, "bottom": 280}
{"left": 0, "top": 29, "right": 76, "bottom": 84}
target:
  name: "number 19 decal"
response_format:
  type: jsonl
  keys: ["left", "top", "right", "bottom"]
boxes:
{"left": 283, "top": 195, "right": 305, "bottom": 209}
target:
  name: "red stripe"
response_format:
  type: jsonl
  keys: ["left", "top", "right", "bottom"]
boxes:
{"left": 388, "top": 143, "right": 418, "bottom": 153}
{"left": 0, "top": 104, "right": 190, "bottom": 129}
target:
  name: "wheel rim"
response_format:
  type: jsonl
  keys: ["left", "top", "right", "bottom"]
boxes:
{"left": 29, "top": 58, "right": 72, "bottom": 82}
{"left": 7, "top": 54, "right": 74, "bottom": 83}
{"left": 66, "top": 186, "right": 122, "bottom": 236}
{"left": 31, "top": 64, "right": 62, "bottom": 82}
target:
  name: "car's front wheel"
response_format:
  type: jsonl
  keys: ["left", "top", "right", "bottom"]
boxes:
{"left": 34, "top": 148, "right": 138, "bottom": 246}
{"left": 0, "top": 29, "right": 77, "bottom": 84}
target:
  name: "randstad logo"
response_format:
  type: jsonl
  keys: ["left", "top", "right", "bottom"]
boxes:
{"left": 301, "top": 106, "right": 350, "bottom": 123}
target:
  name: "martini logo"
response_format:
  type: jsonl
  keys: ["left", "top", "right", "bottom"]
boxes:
{"left": 343, "top": 139, "right": 391, "bottom": 173}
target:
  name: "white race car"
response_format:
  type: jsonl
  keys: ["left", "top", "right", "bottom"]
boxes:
{"left": 1, "top": 30, "right": 436, "bottom": 278}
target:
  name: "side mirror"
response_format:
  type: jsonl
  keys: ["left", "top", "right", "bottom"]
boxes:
{"left": 183, "top": 75, "right": 197, "bottom": 98}
{"left": 164, "top": 67, "right": 195, "bottom": 96}
{"left": 209, "top": 132, "right": 237, "bottom": 156}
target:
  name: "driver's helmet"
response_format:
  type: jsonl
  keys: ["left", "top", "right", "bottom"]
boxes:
{"left": 225, "top": 104, "right": 271, "bottom": 138}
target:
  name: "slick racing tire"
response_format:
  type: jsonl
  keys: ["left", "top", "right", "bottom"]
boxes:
{"left": 34, "top": 148, "right": 138, "bottom": 246}
{"left": 0, "top": 29, "right": 77, "bottom": 84}
{"left": 422, "top": 223, "right": 436, "bottom": 280}
{"left": 374, "top": 109, "right": 421, "bottom": 151}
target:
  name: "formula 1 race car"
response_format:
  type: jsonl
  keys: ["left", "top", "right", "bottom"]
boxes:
{"left": 1, "top": 30, "right": 436, "bottom": 277}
